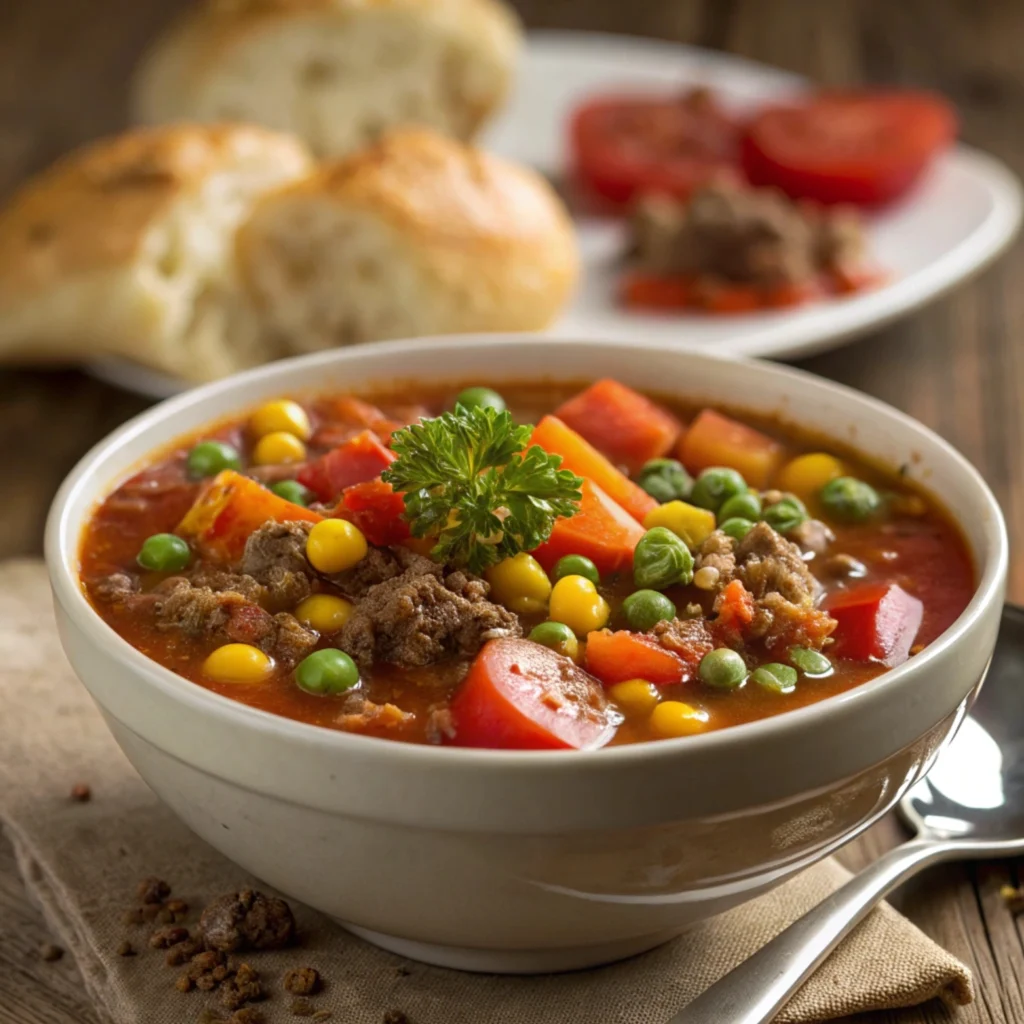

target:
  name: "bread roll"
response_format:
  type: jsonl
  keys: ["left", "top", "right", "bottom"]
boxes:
{"left": 0, "top": 124, "right": 314, "bottom": 381}
{"left": 237, "top": 128, "right": 578, "bottom": 353}
{"left": 132, "top": 0, "right": 520, "bottom": 159}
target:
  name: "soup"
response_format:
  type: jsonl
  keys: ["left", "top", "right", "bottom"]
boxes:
{"left": 80, "top": 378, "right": 974, "bottom": 749}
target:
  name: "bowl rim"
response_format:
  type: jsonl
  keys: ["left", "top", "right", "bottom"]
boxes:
{"left": 46, "top": 334, "right": 1009, "bottom": 772}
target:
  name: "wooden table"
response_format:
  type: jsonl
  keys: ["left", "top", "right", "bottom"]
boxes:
{"left": 1, "top": 0, "right": 1022, "bottom": 1021}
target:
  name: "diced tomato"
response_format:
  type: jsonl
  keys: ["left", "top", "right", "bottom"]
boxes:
{"left": 449, "top": 639, "right": 617, "bottom": 750}
{"left": 714, "top": 579, "right": 756, "bottom": 637}
{"left": 570, "top": 90, "right": 742, "bottom": 209}
{"left": 337, "top": 479, "right": 409, "bottom": 546}
{"left": 824, "top": 582, "right": 924, "bottom": 667}
{"left": 297, "top": 430, "right": 397, "bottom": 503}
{"left": 742, "top": 92, "right": 957, "bottom": 207}
{"left": 679, "top": 408, "right": 784, "bottom": 489}
{"left": 554, "top": 379, "right": 682, "bottom": 475}
{"left": 622, "top": 273, "right": 694, "bottom": 310}
{"left": 531, "top": 479, "right": 645, "bottom": 576}
{"left": 311, "top": 396, "right": 426, "bottom": 449}
{"left": 530, "top": 416, "right": 657, "bottom": 522}
{"left": 177, "top": 471, "right": 322, "bottom": 563}
{"left": 584, "top": 630, "right": 689, "bottom": 686}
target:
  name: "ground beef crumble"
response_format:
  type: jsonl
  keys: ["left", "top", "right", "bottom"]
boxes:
{"left": 283, "top": 967, "right": 321, "bottom": 995}
{"left": 238, "top": 521, "right": 314, "bottom": 607}
{"left": 695, "top": 523, "right": 836, "bottom": 649}
{"left": 337, "top": 557, "right": 521, "bottom": 670}
{"left": 200, "top": 889, "right": 296, "bottom": 953}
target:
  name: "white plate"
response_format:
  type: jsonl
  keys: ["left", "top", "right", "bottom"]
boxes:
{"left": 89, "top": 31, "right": 1022, "bottom": 398}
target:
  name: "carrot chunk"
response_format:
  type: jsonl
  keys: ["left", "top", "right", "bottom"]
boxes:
{"left": 530, "top": 415, "right": 657, "bottom": 522}
{"left": 297, "top": 429, "right": 396, "bottom": 503}
{"left": 584, "top": 630, "right": 688, "bottom": 686}
{"left": 678, "top": 408, "right": 784, "bottom": 489}
{"left": 554, "top": 379, "right": 682, "bottom": 475}
{"left": 824, "top": 582, "right": 924, "bottom": 667}
{"left": 177, "top": 470, "right": 322, "bottom": 562}
{"left": 449, "top": 639, "right": 617, "bottom": 750}
{"left": 531, "top": 479, "right": 645, "bottom": 576}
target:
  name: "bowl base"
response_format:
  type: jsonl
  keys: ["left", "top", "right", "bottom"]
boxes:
{"left": 338, "top": 921, "right": 684, "bottom": 974}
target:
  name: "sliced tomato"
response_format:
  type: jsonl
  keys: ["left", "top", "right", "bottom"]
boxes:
{"left": 742, "top": 92, "right": 957, "bottom": 207}
{"left": 449, "top": 639, "right": 618, "bottom": 750}
{"left": 554, "top": 379, "right": 682, "bottom": 475}
{"left": 338, "top": 479, "right": 409, "bottom": 546}
{"left": 531, "top": 478, "right": 645, "bottom": 577}
{"left": 584, "top": 630, "right": 688, "bottom": 686}
{"left": 570, "top": 89, "right": 742, "bottom": 209}
{"left": 824, "top": 582, "right": 924, "bottom": 667}
{"left": 622, "top": 272, "right": 694, "bottom": 310}
{"left": 297, "top": 430, "right": 396, "bottom": 503}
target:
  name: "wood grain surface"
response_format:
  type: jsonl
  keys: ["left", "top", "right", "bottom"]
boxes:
{"left": 1, "top": 1, "right": 1023, "bottom": 1022}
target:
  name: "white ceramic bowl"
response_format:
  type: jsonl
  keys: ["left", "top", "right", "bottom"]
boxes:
{"left": 46, "top": 337, "right": 1007, "bottom": 973}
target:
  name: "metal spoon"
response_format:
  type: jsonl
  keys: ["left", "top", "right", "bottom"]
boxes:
{"left": 671, "top": 604, "right": 1024, "bottom": 1024}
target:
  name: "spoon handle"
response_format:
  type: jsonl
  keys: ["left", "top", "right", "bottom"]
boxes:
{"left": 668, "top": 837, "right": 962, "bottom": 1024}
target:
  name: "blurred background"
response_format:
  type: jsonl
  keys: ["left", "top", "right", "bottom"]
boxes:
{"left": 0, "top": 0, "right": 1020, "bottom": 602}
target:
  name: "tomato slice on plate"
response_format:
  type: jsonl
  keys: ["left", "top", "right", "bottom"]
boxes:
{"left": 742, "top": 92, "right": 957, "bottom": 206}
{"left": 569, "top": 89, "right": 742, "bottom": 208}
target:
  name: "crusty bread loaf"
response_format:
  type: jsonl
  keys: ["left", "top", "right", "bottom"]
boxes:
{"left": 236, "top": 128, "right": 579, "bottom": 352}
{"left": 0, "top": 124, "right": 314, "bottom": 381}
{"left": 132, "top": 0, "right": 520, "bottom": 159}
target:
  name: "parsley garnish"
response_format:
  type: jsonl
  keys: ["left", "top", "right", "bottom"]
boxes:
{"left": 382, "top": 406, "right": 583, "bottom": 574}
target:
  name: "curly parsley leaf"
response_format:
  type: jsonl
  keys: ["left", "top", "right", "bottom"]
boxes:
{"left": 382, "top": 406, "right": 583, "bottom": 574}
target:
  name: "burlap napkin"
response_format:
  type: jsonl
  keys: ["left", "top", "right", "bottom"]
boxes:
{"left": 0, "top": 558, "right": 972, "bottom": 1024}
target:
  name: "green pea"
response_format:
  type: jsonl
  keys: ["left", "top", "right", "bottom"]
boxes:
{"left": 788, "top": 646, "right": 833, "bottom": 678}
{"left": 553, "top": 554, "right": 600, "bottom": 587}
{"left": 637, "top": 458, "right": 693, "bottom": 504}
{"left": 187, "top": 440, "right": 242, "bottom": 479}
{"left": 529, "top": 621, "right": 579, "bottom": 659}
{"left": 633, "top": 527, "right": 694, "bottom": 590}
{"left": 719, "top": 517, "right": 756, "bottom": 541}
{"left": 295, "top": 649, "right": 360, "bottom": 695}
{"left": 719, "top": 491, "right": 762, "bottom": 522}
{"left": 270, "top": 479, "right": 313, "bottom": 506}
{"left": 698, "top": 648, "right": 748, "bottom": 690}
{"left": 762, "top": 494, "right": 808, "bottom": 534}
{"left": 690, "top": 467, "right": 748, "bottom": 512}
{"left": 751, "top": 663, "right": 798, "bottom": 694}
{"left": 455, "top": 387, "right": 506, "bottom": 414}
{"left": 136, "top": 533, "right": 191, "bottom": 572}
{"left": 819, "top": 476, "right": 882, "bottom": 523}
{"left": 622, "top": 590, "right": 676, "bottom": 632}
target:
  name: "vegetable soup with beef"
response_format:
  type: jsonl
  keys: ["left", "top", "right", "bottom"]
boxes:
{"left": 81, "top": 379, "right": 974, "bottom": 750}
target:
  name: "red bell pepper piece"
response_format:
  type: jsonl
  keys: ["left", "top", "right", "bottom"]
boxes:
{"left": 297, "top": 429, "right": 396, "bottom": 503}
{"left": 449, "top": 639, "right": 617, "bottom": 750}
{"left": 554, "top": 379, "right": 683, "bottom": 475}
{"left": 824, "top": 582, "right": 924, "bottom": 667}
{"left": 337, "top": 479, "right": 410, "bottom": 546}
{"left": 531, "top": 478, "right": 645, "bottom": 577}
{"left": 530, "top": 416, "right": 657, "bottom": 522}
{"left": 584, "top": 630, "right": 689, "bottom": 686}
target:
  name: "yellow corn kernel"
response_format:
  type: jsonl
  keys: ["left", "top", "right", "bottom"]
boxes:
{"left": 548, "top": 575, "right": 610, "bottom": 636}
{"left": 295, "top": 594, "right": 354, "bottom": 633}
{"left": 202, "top": 643, "right": 274, "bottom": 684}
{"left": 486, "top": 553, "right": 552, "bottom": 615}
{"left": 249, "top": 399, "right": 311, "bottom": 441}
{"left": 643, "top": 501, "right": 716, "bottom": 549}
{"left": 650, "top": 700, "right": 710, "bottom": 738}
{"left": 609, "top": 679, "right": 660, "bottom": 716}
{"left": 776, "top": 453, "right": 847, "bottom": 504}
{"left": 306, "top": 518, "right": 368, "bottom": 573}
{"left": 252, "top": 431, "right": 307, "bottom": 466}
